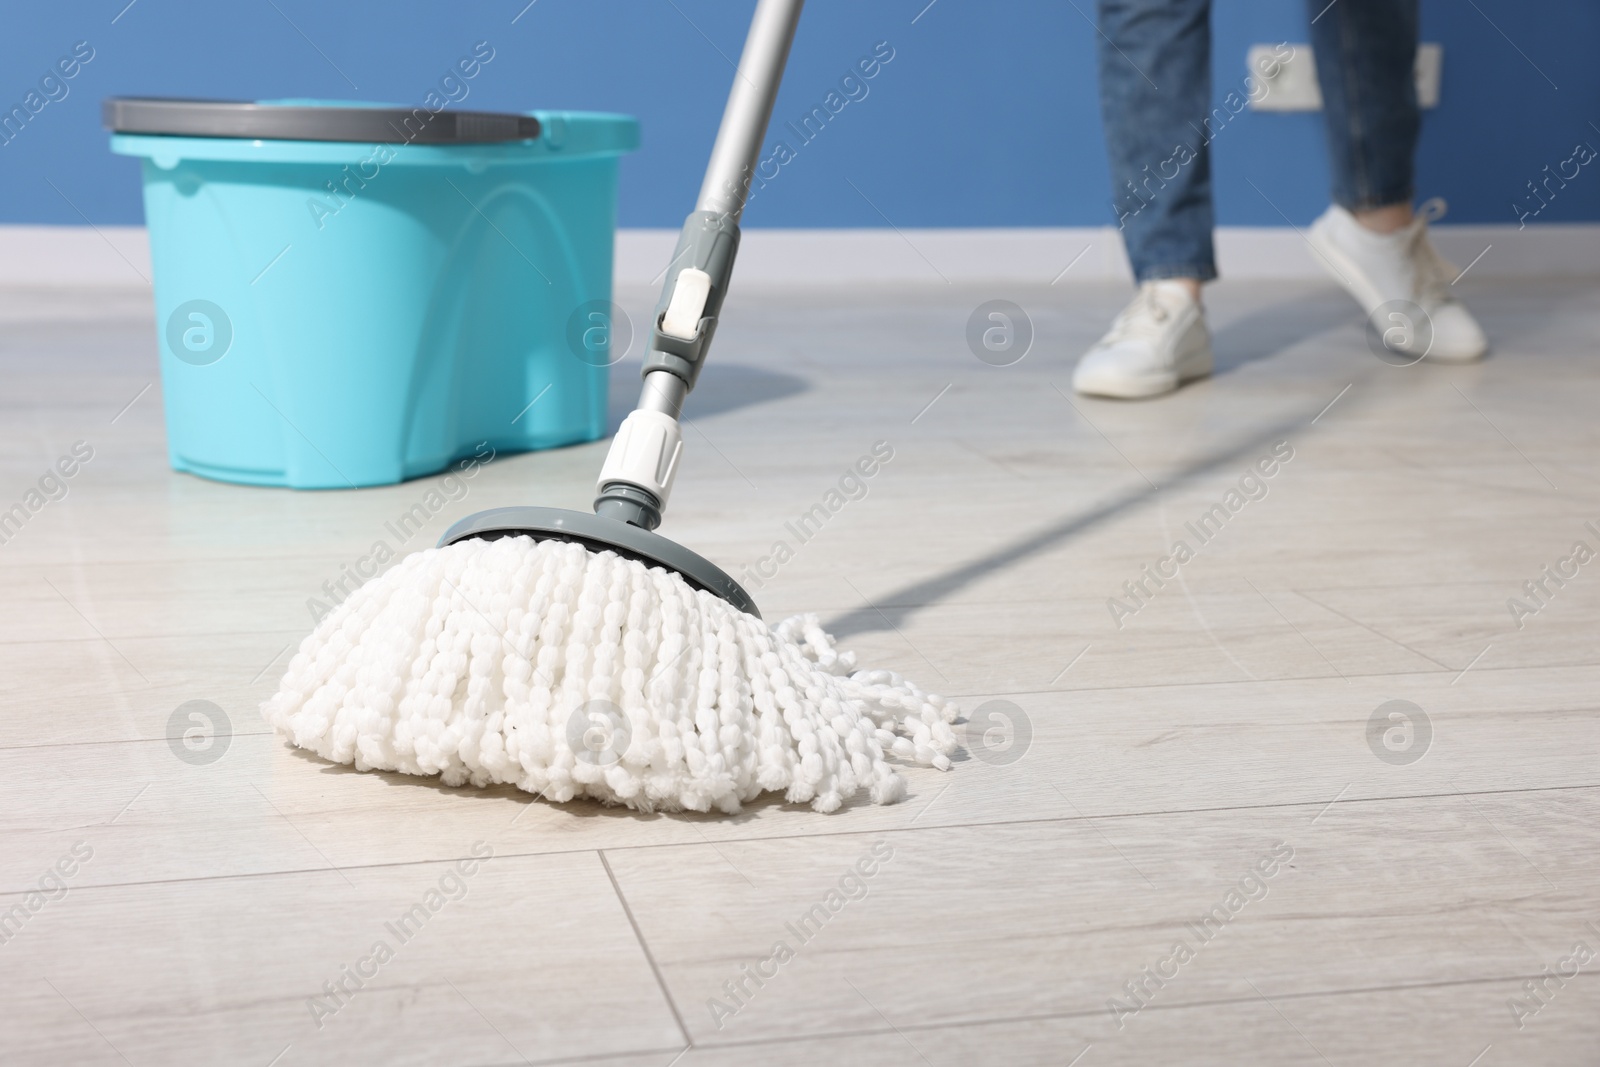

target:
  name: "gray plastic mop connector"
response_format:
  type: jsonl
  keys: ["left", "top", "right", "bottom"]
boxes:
{"left": 640, "top": 210, "right": 741, "bottom": 391}
{"left": 593, "top": 482, "right": 663, "bottom": 531}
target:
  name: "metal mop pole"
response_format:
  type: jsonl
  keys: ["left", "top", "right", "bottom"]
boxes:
{"left": 594, "top": 0, "right": 806, "bottom": 531}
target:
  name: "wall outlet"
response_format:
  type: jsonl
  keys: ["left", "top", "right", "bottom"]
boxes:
{"left": 1246, "top": 44, "right": 1322, "bottom": 110}
{"left": 1414, "top": 43, "right": 1442, "bottom": 108}
{"left": 1247, "top": 43, "right": 1442, "bottom": 112}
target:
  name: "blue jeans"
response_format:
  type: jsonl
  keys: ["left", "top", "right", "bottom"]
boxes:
{"left": 1097, "top": 0, "right": 1421, "bottom": 282}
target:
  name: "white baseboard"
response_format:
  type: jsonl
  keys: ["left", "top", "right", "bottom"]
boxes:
{"left": 622, "top": 224, "right": 1600, "bottom": 286}
{"left": 0, "top": 225, "right": 153, "bottom": 287}
{"left": 3, "top": 222, "right": 1595, "bottom": 289}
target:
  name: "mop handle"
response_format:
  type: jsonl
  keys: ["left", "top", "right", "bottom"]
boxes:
{"left": 594, "top": 0, "right": 804, "bottom": 531}
{"left": 695, "top": 0, "right": 806, "bottom": 224}
{"left": 649, "top": 0, "right": 804, "bottom": 369}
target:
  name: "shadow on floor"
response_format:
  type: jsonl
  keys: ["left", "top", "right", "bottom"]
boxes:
{"left": 607, "top": 362, "right": 809, "bottom": 432}
{"left": 1209, "top": 296, "right": 1355, "bottom": 375}
{"left": 827, "top": 399, "right": 1351, "bottom": 640}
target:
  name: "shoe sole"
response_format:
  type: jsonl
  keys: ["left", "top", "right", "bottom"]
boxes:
{"left": 1073, "top": 340, "right": 1213, "bottom": 400}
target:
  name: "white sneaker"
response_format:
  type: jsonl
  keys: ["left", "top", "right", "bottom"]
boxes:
{"left": 1072, "top": 280, "right": 1213, "bottom": 399}
{"left": 1307, "top": 198, "right": 1488, "bottom": 363}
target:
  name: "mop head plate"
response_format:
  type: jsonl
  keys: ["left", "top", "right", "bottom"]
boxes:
{"left": 262, "top": 536, "right": 958, "bottom": 813}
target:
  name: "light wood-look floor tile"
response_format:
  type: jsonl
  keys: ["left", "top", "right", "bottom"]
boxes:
{"left": 3, "top": 276, "right": 1597, "bottom": 1065}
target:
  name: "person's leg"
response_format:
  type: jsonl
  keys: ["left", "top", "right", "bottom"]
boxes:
{"left": 1304, "top": 0, "right": 1486, "bottom": 361}
{"left": 1096, "top": 0, "right": 1216, "bottom": 288}
{"left": 1309, "top": 0, "right": 1419, "bottom": 229}
{"left": 1073, "top": 0, "right": 1216, "bottom": 399}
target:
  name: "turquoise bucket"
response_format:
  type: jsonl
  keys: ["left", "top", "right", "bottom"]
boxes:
{"left": 109, "top": 100, "right": 639, "bottom": 488}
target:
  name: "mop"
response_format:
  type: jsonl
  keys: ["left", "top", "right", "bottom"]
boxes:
{"left": 262, "top": 0, "right": 959, "bottom": 813}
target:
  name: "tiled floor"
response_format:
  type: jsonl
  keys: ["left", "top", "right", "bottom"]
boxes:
{"left": 2, "top": 275, "right": 1597, "bottom": 1065}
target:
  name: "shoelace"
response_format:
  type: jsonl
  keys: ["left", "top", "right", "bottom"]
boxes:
{"left": 1104, "top": 284, "right": 1176, "bottom": 344}
{"left": 1405, "top": 197, "right": 1460, "bottom": 306}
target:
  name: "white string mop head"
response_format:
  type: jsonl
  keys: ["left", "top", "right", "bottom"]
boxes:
{"left": 262, "top": 536, "right": 958, "bottom": 813}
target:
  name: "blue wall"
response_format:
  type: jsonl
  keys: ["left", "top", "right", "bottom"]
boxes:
{"left": 2, "top": 0, "right": 1595, "bottom": 229}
